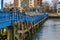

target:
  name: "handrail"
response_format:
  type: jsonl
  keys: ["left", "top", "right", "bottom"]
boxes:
{"left": 0, "top": 11, "right": 48, "bottom": 28}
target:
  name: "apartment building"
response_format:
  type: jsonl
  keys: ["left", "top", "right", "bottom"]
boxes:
{"left": 29, "top": 0, "right": 35, "bottom": 7}
{"left": 57, "top": 2, "right": 60, "bottom": 15}
{"left": 29, "top": 0, "right": 42, "bottom": 8}
{"left": 37, "top": 0, "right": 42, "bottom": 6}
{"left": 14, "top": 0, "right": 42, "bottom": 8}
{"left": 14, "top": 0, "right": 21, "bottom": 7}
{"left": 14, "top": 0, "right": 29, "bottom": 8}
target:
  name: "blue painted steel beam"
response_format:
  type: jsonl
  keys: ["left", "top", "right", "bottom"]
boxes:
{"left": 1, "top": 0, "right": 3, "bottom": 9}
{"left": 0, "top": 21, "right": 11, "bottom": 28}
{"left": 0, "top": 11, "right": 48, "bottom": 28}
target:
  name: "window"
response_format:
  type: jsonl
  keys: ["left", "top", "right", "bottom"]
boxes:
{"left": 58, "top": 11, "right": 60, "bottom": 13}
{"left": 30, "top": 0, "right": 32, "bottom": 1}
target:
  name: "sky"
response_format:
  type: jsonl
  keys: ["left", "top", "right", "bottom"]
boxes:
{"left": 43, "top": 0, "right": 60, "bottom": 3}
{"left": 4, "top": 0, "right": 14, "bottom": 4}
{"left": 43, "top": 0, "right": 52, "bottom": 3}
{"left": 0, "top": 0, "right": 14, "bottom": 9}
{"left": 2, "top": 0, "right": 60, "bottom": 5}
{"left": 0, "top": 0, "right": 60, "bottom": 9}
{"left": 4, "top": 0, "right": 60, "bottom": 3}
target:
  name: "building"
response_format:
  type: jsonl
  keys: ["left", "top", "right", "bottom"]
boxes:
{"left": 23, "top": 0, "right": 29, "bottom": 7}
{"left": 14, "top": 0, "right": 21, "bottom": 7}
{"left": 29, "top": 0, "right": 42, "bottom": 8}
{"left": 57, "top": 2, "right": 60, "bottom": 15}
{"left": 14, "top": 0, "right": 29, "bottom": 8}
{"left": 14, "top": 0, "right": 42, "bottom": 8}
{"left": 37, "top": 0, "right": 42, "bottom": 7}
{"left": 29, "top": 0, "right": 35, "bottom": 8}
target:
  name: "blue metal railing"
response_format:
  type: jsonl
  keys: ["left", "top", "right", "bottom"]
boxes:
{"left": 0, "top": 11, "right": 48, "bottom": 28}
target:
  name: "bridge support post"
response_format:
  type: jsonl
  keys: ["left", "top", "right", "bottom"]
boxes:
{"left": 11, "top": 23, "right": 17, "bottom": 40}
{"left": 7, "top": 28, "right": 11, "bottom": 40}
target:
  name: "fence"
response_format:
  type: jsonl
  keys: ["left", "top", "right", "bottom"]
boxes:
{"left": 0, "top": 11, "right": 48, "bottom": 40}
{"left": 0, "top": 11, "right": 48, "bottom": 29}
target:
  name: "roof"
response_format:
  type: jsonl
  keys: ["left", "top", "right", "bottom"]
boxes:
{"left": 57, "top": 2, "right": 60, "bottom": 4}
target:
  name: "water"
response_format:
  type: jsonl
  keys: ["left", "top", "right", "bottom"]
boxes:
{"left": 36, "top": 19, "right": 60, "bottom": 40}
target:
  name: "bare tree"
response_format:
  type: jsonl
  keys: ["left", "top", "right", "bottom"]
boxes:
{"left": 42, "top": 1, "right": 50, "bottom": 13}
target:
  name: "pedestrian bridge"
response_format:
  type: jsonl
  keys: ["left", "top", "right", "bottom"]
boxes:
{"left": 0, "top": 11, "right": 48, "bottom": 28}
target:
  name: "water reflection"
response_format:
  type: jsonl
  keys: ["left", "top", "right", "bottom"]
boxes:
{"left": 37, "top": 19, "right": 60, "bottom": 40}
